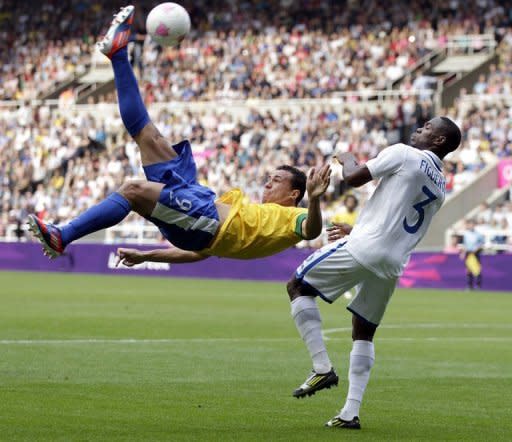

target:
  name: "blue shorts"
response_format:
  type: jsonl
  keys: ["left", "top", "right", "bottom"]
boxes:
{"left": 143, "top": 140, "right": 219, "bottom": 251}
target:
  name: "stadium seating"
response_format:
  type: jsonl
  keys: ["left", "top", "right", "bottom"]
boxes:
{"left": 1, "top": 0, "right": 512, "bottom": 248}
{"left": 447, "top": 198, "right": 512, "bottom": 253}
{"left": 1, "top": 91, "right": 509, "bottom": 246}
{"left": 2, "top": 0, "right": 509, "bottom": 101}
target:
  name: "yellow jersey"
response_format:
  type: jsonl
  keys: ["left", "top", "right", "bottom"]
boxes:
{"left": 201, "top": 189, "right": 308, "bottom": 259}
{"left": 331, "top": 210, "right": 358, "bottom": 227}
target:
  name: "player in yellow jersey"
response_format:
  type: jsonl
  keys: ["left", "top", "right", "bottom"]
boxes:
{"left": 28, "top": 5, "right": 332, "bottom": 262}
{"left": 115, "top": 162, "right": 331, "bottom": 266}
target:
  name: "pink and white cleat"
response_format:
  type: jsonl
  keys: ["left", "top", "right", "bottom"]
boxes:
{"left": 96, "top": 5, "right": 135, "bottom": 59}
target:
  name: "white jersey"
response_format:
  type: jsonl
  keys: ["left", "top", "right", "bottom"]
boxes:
{"left": 346, "top": 143, "right": 446, "bottom": 279}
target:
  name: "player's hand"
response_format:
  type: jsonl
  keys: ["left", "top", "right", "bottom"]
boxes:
{"left": 115, "top": 248, "right": 146, "bottom": 267}
{"left": 326, "top": 223, "right": 352, "bottom": 242}
{"left": 306, "top": 164, "right": 331, "bottom": 199}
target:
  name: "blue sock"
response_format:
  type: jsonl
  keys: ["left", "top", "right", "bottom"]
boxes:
{"left": 111, "top": 47, "right": 150, "bottom": 137}
{"left": 59, "top": 193, "right": 131, "bottom": 246}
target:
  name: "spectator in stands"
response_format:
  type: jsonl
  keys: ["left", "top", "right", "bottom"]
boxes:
{"left": 461, "top": 219, "right": 485, "bottom": 290}
{"left": 444, "top": 234, "right": 462, "bottom": 254}
{"left": 332, "top": 194, "right": 358, "bottom": 225}
{"left": 473, "top": 74, "right": 488, "bottom": 95}
{"left": 491, "top": 218, "right": 509, "bottom": 247}
{"left": 476, "top": 202, "right": 493, "bottom": 225}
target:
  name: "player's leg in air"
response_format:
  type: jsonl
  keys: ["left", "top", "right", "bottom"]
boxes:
{"left": 28, "top": 5, "right": 219, "bottom": 258}
{"left": 287, "top": 242, "right": 396, "bottom": 429}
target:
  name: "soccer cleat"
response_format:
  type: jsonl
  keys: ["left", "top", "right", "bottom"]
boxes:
{"left": 96, "top": 5, "right": 135, "bottom": 58}
{"left": 27, "top": 215, "right": 65, "bottom": 259}
{"left": 325, "top": 415, "right": 361, "bottom": 430}
{"left": 292, "top": 368, "right": 338, "bottom": 398}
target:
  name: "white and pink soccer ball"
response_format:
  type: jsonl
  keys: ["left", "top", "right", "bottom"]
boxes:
{"left": 146, "top": 3, "right": 191, "bottom": 46}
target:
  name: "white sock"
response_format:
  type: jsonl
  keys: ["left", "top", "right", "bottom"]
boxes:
{"left": 340, "top": 340, "right": 375, "bottom": 420}
{"left": 291, "top": 296, "right": 332, "bottom": 374}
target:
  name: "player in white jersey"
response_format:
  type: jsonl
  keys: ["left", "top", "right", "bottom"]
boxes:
{"left": 287, "top": 117, "right": 462, "bottom": 429}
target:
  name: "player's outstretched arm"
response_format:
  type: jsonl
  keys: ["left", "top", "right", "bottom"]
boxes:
{"left": 116, "top": 246, "right": 207, "bottom": 266}
{"left": 302, "top": 164, "right": 331, "bottom": 240}
{"left": 337, "top": 153, "right": 373, "bottom": 187}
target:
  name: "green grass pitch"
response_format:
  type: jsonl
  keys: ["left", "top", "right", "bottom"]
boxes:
{"left": 0, "top": 271, "right": 511, "bottom": 441}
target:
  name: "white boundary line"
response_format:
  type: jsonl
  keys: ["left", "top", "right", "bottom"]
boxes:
{"left": 1, "top": 337, "right": 512, "bottom": 345}
{"left": 1, "top": 323, "right": 512, "bottom": 345}
{"left": 0, "top": 338, "right": 294, "bottom": 345}
{"left": 322, "top": 323, "right": 512, "bottom": 340}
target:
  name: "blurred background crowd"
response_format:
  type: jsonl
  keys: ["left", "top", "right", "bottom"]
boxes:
{"left": 1, "top": 0, "right": 512, "bottom": 249}
{"left": 3, "top": 0, "right": 510, "bottom": 101}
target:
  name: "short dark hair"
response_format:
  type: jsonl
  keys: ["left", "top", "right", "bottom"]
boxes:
{"left": 438, "top": 117, "right": 462, "bottom": 152}
{"left": 277, "top": 165, "right": 307, "bottom": 205}
{"left": 344, "top": 194, "right": 359, "bottom": 207}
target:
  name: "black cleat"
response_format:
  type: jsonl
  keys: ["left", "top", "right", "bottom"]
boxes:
{"left": 325, "top": 415, "right": 361, "bottom": 429}
{"left": 292, "top": 368, "right": 338, "bottom": 398}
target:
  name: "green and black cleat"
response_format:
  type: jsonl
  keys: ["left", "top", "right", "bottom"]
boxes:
{"left": 325, "top": 415, "right": 361, "bottom": 429}
{"left": 292, "top": 368, "right": 338, "bottom": 398}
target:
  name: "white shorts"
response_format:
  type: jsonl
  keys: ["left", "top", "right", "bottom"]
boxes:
{"left": 295, "top": 240, "right": 397, "bottom": 325}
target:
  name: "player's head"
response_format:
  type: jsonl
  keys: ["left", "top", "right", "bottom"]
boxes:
{"left": 410, "top": 116, "right": 461, "bottom": 158}
{"left": 262, "top": 165, "right": 306, "bottom": 207}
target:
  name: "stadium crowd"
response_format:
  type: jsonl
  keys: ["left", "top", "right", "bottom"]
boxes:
{"left": 0, "top": 101, "right": 396, "bottom": 239}
{"left": 447, "top": 29, "right": 512, "bottom": 195}
{"left": 447, "top": 199, "right": 512, "bottom": 252}
{"left": 2, "top": 0, "right": 511, "bottom": 101}
{"left": 1, "top": 0, "right": 512, "bottom": 246}
{"left": 0, "top": 88, "right": 510, "bottom": 245}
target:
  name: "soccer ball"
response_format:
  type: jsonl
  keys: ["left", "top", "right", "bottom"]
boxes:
{"left": 146, "top": 3, "right": 191, "bottom": 46}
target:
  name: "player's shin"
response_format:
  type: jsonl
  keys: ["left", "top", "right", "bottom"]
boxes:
{"left": 59, "top": 193, "right": 131, "bottom": 247}
{"left": 340, "top": 340, "right": 375, "bottom": 420}
{"left": 291, "top": 296, "right": 332, "bottom": 374}
{"left": 111, "top": 47, "right": 150, "bottom": 137}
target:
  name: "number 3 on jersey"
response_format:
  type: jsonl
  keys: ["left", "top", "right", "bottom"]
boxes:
{"left": 403, "top": 185, "right": 437, "bottom": 234}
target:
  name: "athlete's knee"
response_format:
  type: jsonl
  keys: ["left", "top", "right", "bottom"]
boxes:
{"left": 287, "top": 277, "right": 302, "bottom": 301}
{"left": 352, "top": 330, "right": 375, "bottom": 341}
{"left": 287, "top": 276, "right": 318, "bottom": 301}
{"left": 286, "top": 276, "right": 300, "bottom": 301}
{"left": 352, "top": 315, "right": 377, "bottom": 341}
{"left": 118, "top": 180, "right": 146, "bottom": 203}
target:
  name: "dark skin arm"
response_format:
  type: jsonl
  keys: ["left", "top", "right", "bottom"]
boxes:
{"left": 337, "top": 152, "right": 373, "bottom": 188}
